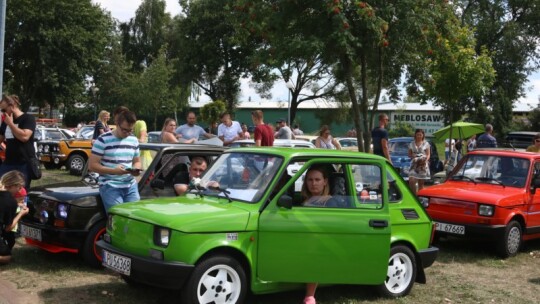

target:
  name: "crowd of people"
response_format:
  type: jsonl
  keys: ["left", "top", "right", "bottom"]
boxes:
{"left": 2, "top": 94, "right": 540, "bottom": 304}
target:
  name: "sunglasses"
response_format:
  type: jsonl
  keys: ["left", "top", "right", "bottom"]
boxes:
{"left": 535, "top": 139, "right": 540, "bottom": 143}
{"left": 119, "top": 126, "right": 133, "bottom": 134}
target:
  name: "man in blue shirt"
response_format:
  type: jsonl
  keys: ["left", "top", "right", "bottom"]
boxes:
{"left": 89, "top": 110, "right": 141, "bottom": 213}
{"left": 371, "top": 113, "right": 392, "bottom": 164}
{"left": 175, "top": 112, "right": 215, "bottom": 143}
{"left": 476, "top": 124, "right": 497, "bottom": 148}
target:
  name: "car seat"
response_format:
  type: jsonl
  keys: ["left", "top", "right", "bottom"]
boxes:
{"left": 328, "top": 172, "right": 352, "bottom": 208}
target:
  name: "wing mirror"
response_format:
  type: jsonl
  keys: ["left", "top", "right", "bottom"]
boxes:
{"left": 277, "top": 195, "right": 293, "bottom": 209}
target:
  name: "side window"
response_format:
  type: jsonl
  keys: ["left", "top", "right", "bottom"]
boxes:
{"left": 352, "top": 164, "right": 383, "bottom": 209}
{"left": 292, "top": 163, "right": 353, "bottom": 209}
{"left": 386, "top": 168, "right": 402, "bottom": 203}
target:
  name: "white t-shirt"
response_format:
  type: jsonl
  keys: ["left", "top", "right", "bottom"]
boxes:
{"left": 445, "top": 138, "right": 455, "bottom": 152}
{"left": 218, "top": 121, "right": 242, "bottom": 142}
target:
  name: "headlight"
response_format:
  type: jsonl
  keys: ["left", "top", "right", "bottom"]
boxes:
{"left": 56, "top": 203, "right": 69, "bottom": 219}
{"left": 107, "top": 214, "right": 114, "bottom": 231}
{"left": 39, "top": 210, "right": 49, "bottom": 224}
{"left": 44, "top": 145, "right": 50, "bottom": 153}
{"left": 478, "top": 204, "right": 494, "bottom": 216}
{"left": 418, "top": 196, "right": 429, "bottom": 208}
{"left": 154, "top": 227, "right": 171, "bottom": 247}
{"left": 37, "top": 144, "right": 43, "bottom": 152}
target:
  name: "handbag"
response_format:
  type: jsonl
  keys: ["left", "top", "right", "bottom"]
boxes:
{"left": 29, "top": 157, "right": 42, "bottom": 180}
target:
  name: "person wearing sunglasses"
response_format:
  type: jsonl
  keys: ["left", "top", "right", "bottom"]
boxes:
{"left": 526, "top": 133, "right": 540, "bottom": 153}
{"left": 89, "top": 110, "right": 142, "bottom": 214}
{"left": 0, "top": 95, "right": 36, "bottom": 189}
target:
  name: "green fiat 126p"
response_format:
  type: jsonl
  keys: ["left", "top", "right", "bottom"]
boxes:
{"left": 97, "top": 148, "right": 438, "bottom": 303}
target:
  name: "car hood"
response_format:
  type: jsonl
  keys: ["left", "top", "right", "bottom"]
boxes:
{"left": 111, "top": 196, "right": 252, "bottom": 233}
{"left": 30, "top": 180, "right": 99, "bottom": 206}
{"left": 419, "top": 181, "right": 527, "bottom": 207}
{"left": 390, "top": 154, "right": 410, "bottom": 165}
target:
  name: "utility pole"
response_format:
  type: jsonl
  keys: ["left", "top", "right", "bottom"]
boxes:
{"left": 0, "top": 0, "right": 6, "bottom": 95}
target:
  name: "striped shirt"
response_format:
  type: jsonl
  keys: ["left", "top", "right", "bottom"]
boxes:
{"left": 91, "top": 131, "right": 140, "bottom": 188}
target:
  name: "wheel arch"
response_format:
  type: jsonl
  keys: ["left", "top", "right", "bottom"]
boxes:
{"left": 507, "top": 213, "right": 525, "bottom": 229}
{"left": 69, "top": 150, "right": 89, "bottom": 160}
{"left": 193, "top": 246, "right": 252, "bottom": 289}
{"left": 390, "top": 240, "right": 426, "bottom": 284}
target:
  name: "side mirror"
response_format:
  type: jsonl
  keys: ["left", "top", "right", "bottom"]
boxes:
{"left": 150, "top": 178, "right": 165, "bottom": 190}
{"left": 277, "top": 195, "right": 293, "bottom": 209}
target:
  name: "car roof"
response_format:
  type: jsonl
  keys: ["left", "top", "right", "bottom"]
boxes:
{"left": 469, "top": 148, "right": 539, "bottom": 158}
{"left": 506, "top": 131, "right": 537, "bottom": 136}
{"left": 139, "top": 142, "right": 226, "bottom": 151}
{"left": 226, "top": 147, "right": 387, "bottom": 161}
{"left": 232, "top": 139, "right": 316, "bottom": 147}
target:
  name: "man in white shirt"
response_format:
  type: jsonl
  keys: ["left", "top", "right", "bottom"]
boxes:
{"left": 445, "top": 138, "right": 455, "bottom": 160}
{"left": 218, "top": 112, "right": 242, "bottom": 146}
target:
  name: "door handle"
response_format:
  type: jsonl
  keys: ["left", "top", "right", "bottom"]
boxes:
{"left": 369, "top": 219, "right": 388, "bottom": 228}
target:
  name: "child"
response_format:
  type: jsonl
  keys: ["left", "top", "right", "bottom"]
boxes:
{"left": 0, "top": 170, "right": 29, "bottom": 265}
{"left": 12, "top": 187, "right": 27, "bottom": 234}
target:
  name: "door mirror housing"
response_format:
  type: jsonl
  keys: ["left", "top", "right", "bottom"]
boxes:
{"left": 277, "top": 195, "right": 293, "bottom": 209}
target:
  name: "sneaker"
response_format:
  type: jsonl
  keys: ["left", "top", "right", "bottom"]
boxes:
{"left": 303, "top": 296, "right": 316, "bottom": 304}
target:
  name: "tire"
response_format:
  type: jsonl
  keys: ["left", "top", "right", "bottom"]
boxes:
{"left": 68, "top": 154, "right": 86, "bottom": 176}
{"left": 497, "top": 220, "right": 522, "bottom": 258}
{"left": 377, "top": 245, "right": 417, "bottom": 298}
{"left": 181, "top": 255, "right": 247, "bottom": 304}
{"left": 82, "top": 220, "right": 106, "bottom": 268}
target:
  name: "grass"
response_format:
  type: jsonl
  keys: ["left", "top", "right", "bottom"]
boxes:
{"left": 3, "top": 170, "right": 540, "bottom": 303}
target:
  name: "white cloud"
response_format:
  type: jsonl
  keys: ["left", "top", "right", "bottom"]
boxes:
{"left": 93, "top": 0, "right": 181, "bottom": 22}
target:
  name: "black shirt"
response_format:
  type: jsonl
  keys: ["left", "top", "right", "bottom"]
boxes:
{"left": 371, "top": 127, "right": 388, "bottom": 157}
{"left": 0, "top": 191, "right": 17, "bottom": 233}
{"left": 0, "top": 113, "right": 36, "bottom": 165}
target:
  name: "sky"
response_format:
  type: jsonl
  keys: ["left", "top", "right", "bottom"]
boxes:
{"left": 93, "top": 0, "right": 540, "bottom": 106}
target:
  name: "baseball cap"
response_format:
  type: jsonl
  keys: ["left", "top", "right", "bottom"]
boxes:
{"left": 15, "top": 187, "right": 27, "bottom": 198}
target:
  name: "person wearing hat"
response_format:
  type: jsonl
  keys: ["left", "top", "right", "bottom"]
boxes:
{"left": 274, "top": 118, "right": 295, "bottom": 140}
{"left": 0, "top": 95, "right": 37, "bottom": 189}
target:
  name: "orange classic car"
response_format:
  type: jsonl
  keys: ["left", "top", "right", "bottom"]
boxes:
{"left": 418, "top": 149, "right": 540, "bottom": 258}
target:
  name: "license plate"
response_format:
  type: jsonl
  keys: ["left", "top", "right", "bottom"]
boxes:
{"left": 435, "top": 222, "right": 465, "bottom": 235}
{"left": 103, "top": 250, "right": 131, "bottom": 276}
{"left": 20, "top": 224, "right": 42, "bottom": 241}
{"left": 40, "top": 156, "right": 51, "bottom": 162}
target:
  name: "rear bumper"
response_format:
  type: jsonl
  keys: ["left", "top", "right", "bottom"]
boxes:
{"left": 418, "top": 246, "right": 438, "bottom": 268}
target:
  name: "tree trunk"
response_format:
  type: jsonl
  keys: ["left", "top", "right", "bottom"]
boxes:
{"left": 341, "top": 56, "right": 365, "bottom": 152}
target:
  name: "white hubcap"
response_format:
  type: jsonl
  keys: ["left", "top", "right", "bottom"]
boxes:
{"left": 197, "top": 264, "right": 241, "bottom": 304}
{"left": 385, "top": 252, "right": 413, "bottom": 294}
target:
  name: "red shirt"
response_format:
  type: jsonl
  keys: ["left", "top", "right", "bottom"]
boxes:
{"left": 254, "top": 124, "right": 274, "bottom": 146}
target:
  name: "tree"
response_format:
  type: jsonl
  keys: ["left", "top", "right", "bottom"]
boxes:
{"left": 4, "top": 0, "right": 113, "bottom": 112}
{"left": 200, "top": 100, "right": 226, "bottom": 128}
{"left": 120, "top": 0, "right": 172, "bottom": 71}
{"left": 172, "top": 0, "right": 255, "bottom": 113}
{"left": 124, "top": 47, "right": 186, "bottom": 130}
{"left": 456, "top": 0, "right": 540, "bottom": 137}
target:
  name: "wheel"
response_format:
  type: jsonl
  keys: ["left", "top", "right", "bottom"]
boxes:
{"left": 181, "top": 255, "right": 247, "bottom": 304}
{"left": 377, "top": 245, "right": 417, "bottom": 298}
{"left": 82, "top": 220, "right": 106, "bottom": 268}
{"left": 68, "top": 154, "right": 86, "bottom": 176}
{"left": 497, "top": 220, "right": 522, "bottom": 258}
{"left": 43, "top": 162, "right": 60, "bottom": 170}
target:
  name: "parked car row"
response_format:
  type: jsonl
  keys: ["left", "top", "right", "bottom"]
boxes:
{"left": 23, "top": 142, "right": 438, "bottom": 301}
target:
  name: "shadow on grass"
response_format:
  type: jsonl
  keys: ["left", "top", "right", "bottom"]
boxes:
{"left": 434, "top": 235, "right": 540, "bottom": 264}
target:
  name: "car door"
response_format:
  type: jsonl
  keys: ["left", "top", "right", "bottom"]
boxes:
{"left": 528, "top": 161, "right": 540, "bottom": 230}
{"left": 257, "top": 160, "right": 391, "bottom": 285}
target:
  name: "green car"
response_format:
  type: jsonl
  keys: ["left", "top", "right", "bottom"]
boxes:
{"left": 97, "top": 148, "right": 438, "bottom": 303}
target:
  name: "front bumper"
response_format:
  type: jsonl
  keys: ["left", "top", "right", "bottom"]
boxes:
{"left": 97, "top": 240, "right": 194, "bottom": 290}
{"left": 20, "top": 221, "right": 87, "bottom": 253}
{"left": 39, "top": 153, "right": 67, "bottom": 164}
{"left": 434, "top": 220, "right": 506, "bottom": 240}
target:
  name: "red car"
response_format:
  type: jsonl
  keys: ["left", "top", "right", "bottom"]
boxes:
{"left": 418, "top": 149, "right": 540, "bottom": 258}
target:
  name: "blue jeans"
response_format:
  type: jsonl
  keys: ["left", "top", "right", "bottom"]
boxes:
{"left": 0, "top": 163, "right": 31, "bottom": 189}
{"left": 99, "top": 183, "right": 140, "bottom": 214}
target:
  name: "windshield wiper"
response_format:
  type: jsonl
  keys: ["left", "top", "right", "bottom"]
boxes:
{"left": 451, "top": 175, "right": 476, "bottom": 184}
{"left": 208, "top": 185, "right": 232, "bottom": 202}
{"left": 474, "top": 177, "right": 505, "bottom": 187}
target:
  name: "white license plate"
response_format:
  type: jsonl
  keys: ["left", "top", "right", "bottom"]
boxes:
{"left": 435, "top": 222, "right": 465, "bottom": 235}
{"left": 103, "top": 250, "right": 131, "bottom": 276}
{"left": 20, "top": 224, "right": 42, "bottom": 241}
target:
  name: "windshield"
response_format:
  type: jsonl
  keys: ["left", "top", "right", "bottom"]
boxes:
{"left": 200, "top": 152, "right": 283, "bottom": 203}
{"left": 450, "top": 154, "right": 530, "bottom": 188}
{"left": 389, "top": 141, "right": 409, "bottom": 155}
